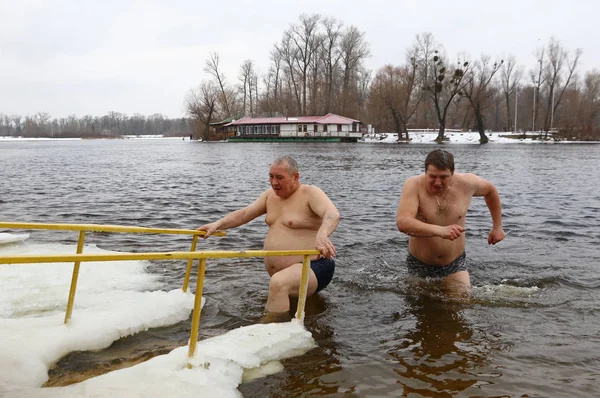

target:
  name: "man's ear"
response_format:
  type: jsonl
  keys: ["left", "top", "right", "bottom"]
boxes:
{"left": 294, "top": 172, "right": 300, "bottom": 181}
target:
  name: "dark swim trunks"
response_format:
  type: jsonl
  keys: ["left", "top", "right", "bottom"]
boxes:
{"left": 310, "top": 257, "right": 335, "bottom": 292}
{"left": 406, "top": 252, "right": 467, "bottom": 279}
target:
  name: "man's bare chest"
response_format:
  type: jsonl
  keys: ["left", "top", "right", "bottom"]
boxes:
{"left": 417, "top": 193, "right": 471, "bottom": 225}
{"left": 265, "top": 197, "right": 319, "bottom": 228}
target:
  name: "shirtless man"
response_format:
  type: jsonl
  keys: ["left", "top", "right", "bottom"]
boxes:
{"left": 198, "top": 155, "right": 340, "bottom": 314}
{"left": 396, "top": 149, "right": 505, "bottom": 293}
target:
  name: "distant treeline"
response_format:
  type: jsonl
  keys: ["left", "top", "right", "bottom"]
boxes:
{"left": 0, "top": 112, "right": 191, "bottom": 138}
{"left": 186, "top": 14, "right": 600, "bottom": 142}
{"left": 4, "top": 14, "right": 599, "bottom": 142}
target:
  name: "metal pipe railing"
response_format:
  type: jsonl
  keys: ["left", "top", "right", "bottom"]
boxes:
{"left": 64, "top": 230, "right": 86, "bottom": 323}
{"left": 0, "top": 222, "right": 226, "bottom": 324}
{"left": 0, "top": 222, "right": 227, "bottom": 236}
{"left": 0, "top": 222, "right": 318, "bottom": 365}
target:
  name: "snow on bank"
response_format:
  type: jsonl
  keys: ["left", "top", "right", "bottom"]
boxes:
{"left": 0, "top": 236, "right": 315, "bottom": 397}
{"left": 0, "top": 137, "right": 82, "bottom": 142}
{"left": 0, "top": 240, "right": 195, "bottom": 389}
{"left": 359, "top": 131, "right": 597, "bottom": 144}
{"left": 3, "top": 321, "right": 315, "bottom": 398}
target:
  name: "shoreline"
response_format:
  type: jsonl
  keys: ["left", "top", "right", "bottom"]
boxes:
{"left": 1, "top": 133, "right": 599, "bottom": 144}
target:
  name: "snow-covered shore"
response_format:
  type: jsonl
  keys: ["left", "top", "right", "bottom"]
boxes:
{"left": 359, "top": 131, "right": 598, "bottom": 144}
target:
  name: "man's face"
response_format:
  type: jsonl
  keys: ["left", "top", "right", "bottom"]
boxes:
{"left": 426, "top": 165, "right": 453, "bottom": 194}
{"left": 269, "top": 162, "right": 299, "bottom": 198}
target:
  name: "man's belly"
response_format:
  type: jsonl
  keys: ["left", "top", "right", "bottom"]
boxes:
{"left": 263, "top": 226, "right": 319, "bottom": 275}
{"left": 408, "top": 236, "right": 466, "bottom": 266}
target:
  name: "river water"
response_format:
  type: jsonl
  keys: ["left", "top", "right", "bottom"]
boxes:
{"left": 2, "top": 139, "right": 600, "bottom": 397}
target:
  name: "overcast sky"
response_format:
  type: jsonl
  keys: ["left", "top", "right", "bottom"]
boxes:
{"left": 1, "top": 0, "right": 597, "bottom": 119}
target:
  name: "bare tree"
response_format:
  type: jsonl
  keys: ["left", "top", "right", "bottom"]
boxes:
{"left": 283, "top": 14, "right": 322, "bottom": 115}
{"left": 500, "top": 55, "right": 523, "bottom": 132}
{"left": 239, "top": 59, "right": 257, "bottom": 117}
{"left": 424, "top": 51, "right": 471, "bottom": 142}
{"left": 356, "top": 66, "right": 372, "bottom": 120}
{"left": 261, "top": 49, "right": 284, "bottom": 116}
{"left": 0, "top": 114, "right": 11, "bottom": 136}
{"left": 369, "top": 54, "right": 422, "bottom": 139}
{"left": 581, "top": 69, "right": 600, "bottom": 133}
{"left": 461, "top": 55, "right": 503, "bottom": 143}
{"left": 339, "top": 25, "right": 370, "bottom": 114}
{"left": 308, "top": 33, "right": 324, "bottom": 115}
{"left": 186, "top": 81, "right": 219, "bottom": 141}
{"left": 276, "top": 33, "right": 303, "bottom": 114}
{"left": 263, "top": 15, "right": 370, "bottom": 119}
{"left": 270, "top": 48, "right": 283, "bottom": 106}
{"left": 412, "top": 33, "right": 439, "bottom": 128}
{"left": 530, "top": 47, "right": 546, "bottom": 132}
{"left": 250, "top": 68, "right": 259, "bottom": 117}
{"left": 204, "top": 52, "right": 232, "bottom": 117}
{"left": 321, "top": 17, "right": 343, "bottom": 113}
{"left": 543, "top": 38, "right": 582, "bottom": 136}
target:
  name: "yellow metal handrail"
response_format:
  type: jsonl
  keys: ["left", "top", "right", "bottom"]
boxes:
{"left": 0, "top": 221, "right": 226, "bottom": 325}
{"left": 0, "top": 222, "right": 227, "bottom": 236}
{"left": 0, "top": 222, "right": 319, "bottom": 364}
{"left": 0, "top": 250, "right": 319, "bottom": 263}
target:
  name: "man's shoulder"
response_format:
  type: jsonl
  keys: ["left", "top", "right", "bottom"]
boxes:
{"left": 452, "top": 173, "right": 485, "bottom": 196}
{"left": 261, "top": 188, "right": 275, "bottom": 201}
{"left": 403, "top": 174, "right": 424, "bottom": 188}
{"left": 300, "top": 184, "right": 323, "bottom": 194}
{"left": 453, "top": 172, "right": 481, "bottom": 185}
{"left": 399, "top": 175, "right": 423, "bottom": 199}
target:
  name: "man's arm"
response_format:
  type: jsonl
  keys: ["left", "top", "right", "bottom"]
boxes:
{"left": 308, "top": 186, "right": 340, "bottom": 258}
{"left": 470, "top": 174, "right": 505, "bottom": 244}
{"left": 396, "top": 177, "right": 464, "bottom": 240}
{"left": 198, "top": 190, "right": 269, "bottom": 238}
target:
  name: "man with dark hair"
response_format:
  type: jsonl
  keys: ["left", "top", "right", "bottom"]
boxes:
{"left": 396, "top": 149, "right": 505, "bottom": 293}
{"left": 198, "top": 155, "right": 340, "bottom": 315}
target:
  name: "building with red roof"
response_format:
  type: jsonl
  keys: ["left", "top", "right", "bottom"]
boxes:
{"left": 225, "top": 113, "right": 363, "bottom": 142}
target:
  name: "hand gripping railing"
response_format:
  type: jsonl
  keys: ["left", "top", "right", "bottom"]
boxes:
{"left": 0, "top": 222, "right": 319, "bottom": 364}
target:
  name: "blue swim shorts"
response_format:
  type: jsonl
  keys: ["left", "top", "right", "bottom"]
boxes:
{"left": 310, "top": 257, "right": 335, "bottom": 292}
{"left": 406, "top": 252, "right": 467, "bottom": 279}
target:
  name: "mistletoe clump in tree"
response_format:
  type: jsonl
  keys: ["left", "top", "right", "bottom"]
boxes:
{"left": 424, "top": 51, "right": 470, "bottom": 143}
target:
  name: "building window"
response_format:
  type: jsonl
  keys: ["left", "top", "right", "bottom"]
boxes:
{"left": 352, "top": 123, "right": 357, "bottom": 132}
{"left": 297, "top": 124, "right": 302, "bottom": 133}
{"left": 313, "top": 125, "right": 317, "bottom": 133}
{"left": 323, "top": 124, "right": 328, "bottom": 132}
{"left": 337, "top": 124, "right": 342, "bottom": 132}
{"left": 303, "top": 124, "right": 307, "bottom": 132}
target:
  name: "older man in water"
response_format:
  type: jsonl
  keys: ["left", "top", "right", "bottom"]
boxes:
{"left": 396, "top": 149, "right": 505, "bottom": 294}
{"left": 198, "top": 155, "right": 340, "bottom": 314}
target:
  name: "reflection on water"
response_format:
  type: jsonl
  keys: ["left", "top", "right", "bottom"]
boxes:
{"left": 240, "top": 294, "right": 345, "bottom": 397}
{"left": 389, "top": 292, "right": 487, "bottom": 396}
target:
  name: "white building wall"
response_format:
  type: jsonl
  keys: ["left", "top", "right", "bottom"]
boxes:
{"left": 279, "top": 123, "right": 297, "bottom": 137}
{"left": 237, "top": 122, "right": 362, "bottom": 138}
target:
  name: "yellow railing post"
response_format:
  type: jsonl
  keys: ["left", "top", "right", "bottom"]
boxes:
{"left": 64, "top": 230, "right": 86, "bottom": 324}
{"left": 294, "top": 255, "right": 311, "bottom": 324}
{"left": 182, "top": 235, "right": 199, "bottom": 292}
{"left": 187, "top": 257, "right": 207, "bottom": 365}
